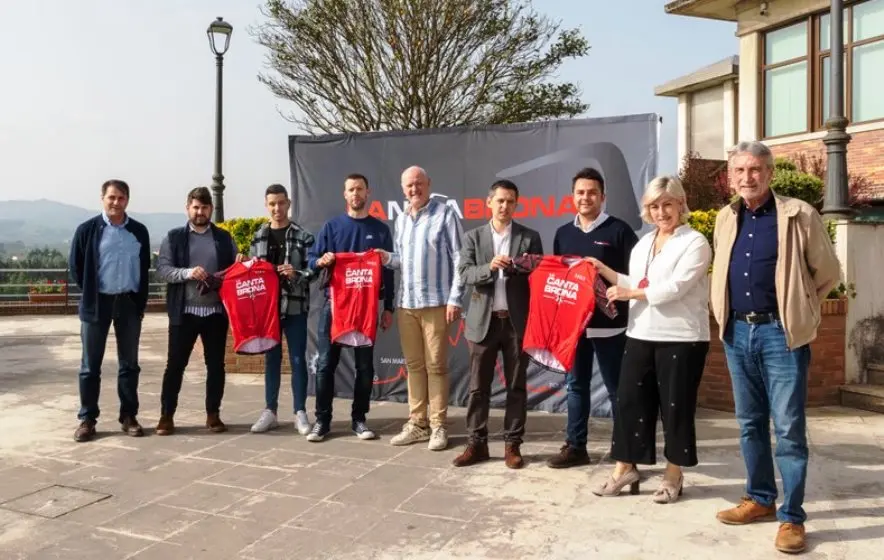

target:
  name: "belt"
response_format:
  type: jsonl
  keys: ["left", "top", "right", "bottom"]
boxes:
{"left": 492, "top": 310, "right": 509, "bottom": 318}
{"left": 734, "top": 311, "right": 778, "bottom": 325}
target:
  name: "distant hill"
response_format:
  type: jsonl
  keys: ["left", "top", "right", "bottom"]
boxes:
{"left": 0, "top": 199, "right": 184, "bottom": 251}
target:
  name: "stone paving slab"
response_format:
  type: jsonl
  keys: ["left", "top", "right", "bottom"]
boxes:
{"left": 1, "top": 315, "right": 883, "bottom": 559}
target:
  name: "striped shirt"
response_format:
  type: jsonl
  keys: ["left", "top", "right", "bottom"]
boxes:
{"left": 388, "top": 199, "right": 465, "bottom": 309}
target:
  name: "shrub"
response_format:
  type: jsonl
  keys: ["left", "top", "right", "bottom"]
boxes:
{"left": 687, "top": 209, "right": 718, "bottom": 248}
{"left": 678, "top": 152, "right": 731, "bottom": 212}
{"left": 29, "top": 279, "right": 66, "bottom": 294}
{"left": 788, "top": 151, "right": 875, "bottom": 206}
{"left": 217, "top": 217, "right": 268, "bottom": 255}
{"left": 770, "top": 169, "right": 824, "bottom": 207}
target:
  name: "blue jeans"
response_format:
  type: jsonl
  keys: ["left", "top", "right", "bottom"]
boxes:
{"left": 565, "top": 333, "right": 627, "bottom": 449}
{"left": 78, "top": 293, "right": 143, "bottom": 423}
{"left": 314, "top": 300, "right": 374, "bottom": 427}
{"left": 723, "top": 317, "right": 811, "bottom": 525}
{"left": 264, "top": 313, "right": 309, "bottom": 414}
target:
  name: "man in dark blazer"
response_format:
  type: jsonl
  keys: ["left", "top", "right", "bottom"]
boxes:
{"left": 454, "top": 179, "right": 543, "bottom": 469}
{"left": 69, "top": 179, "right": 151, "bottom": 442}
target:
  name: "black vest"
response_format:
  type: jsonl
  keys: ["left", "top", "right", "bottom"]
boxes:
{"left": 165, "top": 223, "right": 236, "bottom": 325}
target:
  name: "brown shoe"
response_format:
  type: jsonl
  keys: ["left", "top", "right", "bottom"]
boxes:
{"left": 120, "top": 416, "right": 144, "bottom": 437}
{"left": 74, "top": 420, "right": 96, "bottom": 442}
{"left": 775, "top": 522, "right": 806, "bottom": 554}
{"left": 546, "top": 444, "right": 591, "bottom": 469}
{"left": 155, "top": 414, "right": 175, "bottom": 436}
{"left": 504, "top": 443, "right": 524, "bottom": 469}
{"left": 452, "top": 441, "right": 490, "bottom": 467}
{"left": 206, "top": 412, "right": 227, "bottom": 433}
{"left": 716, "top": 497, "right": 777, "bottom": 525}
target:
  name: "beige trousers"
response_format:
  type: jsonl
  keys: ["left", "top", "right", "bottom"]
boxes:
{"left": 398, "top": 306, "right": 449, "bottom": 428}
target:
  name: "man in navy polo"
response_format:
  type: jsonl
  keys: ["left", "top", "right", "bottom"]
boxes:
{"left": 69, "top": 179, "right": 151, "bottom": 442}
{"left": 547, "top": 167, "right": 639, "bottom": 468}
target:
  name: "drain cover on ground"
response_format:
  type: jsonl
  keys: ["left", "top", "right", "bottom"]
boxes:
{"left": 0, "top": 485, "right": 111, "bottom": 518}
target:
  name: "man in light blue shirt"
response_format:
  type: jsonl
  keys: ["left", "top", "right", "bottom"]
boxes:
{"left": 378, "top": 165, "right": 464, "bottom": 452}
{"left": 69, "top": 179, "right": 151, "bottom": 442}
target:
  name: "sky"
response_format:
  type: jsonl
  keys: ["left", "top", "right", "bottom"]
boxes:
{"left": 0, "top": 0, "right": 738, "bottom": 218}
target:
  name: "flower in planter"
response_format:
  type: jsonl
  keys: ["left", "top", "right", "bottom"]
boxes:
{"left": 28, "top": 279, "right": 67, "bottom": 294}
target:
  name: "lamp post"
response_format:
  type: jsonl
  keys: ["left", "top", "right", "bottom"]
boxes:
{"left": 821, "top": 0, "right": 854, "bottom": 218}
{"left": 207, "top": 16, "right": 233, "bottom": 223}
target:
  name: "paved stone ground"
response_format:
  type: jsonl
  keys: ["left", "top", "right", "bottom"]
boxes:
{"left": 1, "top": 315, "right": 883, "bottom": 559}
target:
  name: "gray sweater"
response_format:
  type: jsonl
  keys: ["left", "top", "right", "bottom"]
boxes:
{"left": 156, "top": 226, "right": 238, "bottom": 312}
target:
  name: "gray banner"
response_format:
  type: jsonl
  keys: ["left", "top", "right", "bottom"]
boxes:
{"left": 290, "top": 114, "right": 659, "bottom": 416}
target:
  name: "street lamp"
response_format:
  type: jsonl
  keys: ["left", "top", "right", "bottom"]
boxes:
{"left": 821, "top": 0, "right": 854, "bottom": 219}
{"left": 207, "top": 16, "right": 233, "bottom": 223}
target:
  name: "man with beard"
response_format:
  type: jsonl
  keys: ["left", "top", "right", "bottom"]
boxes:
{"left": 307, "top": 173, "right": 395, "bottom": 441}
{"left": 547, "top": 167, "right": 639, "bottom": 468}
{"left": 155, "top": 186, "right": 240, "bottom": 435}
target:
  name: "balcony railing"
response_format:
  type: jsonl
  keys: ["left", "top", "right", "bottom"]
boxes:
{"left": 0, "top": 268, "right": 167, "bottom": 308}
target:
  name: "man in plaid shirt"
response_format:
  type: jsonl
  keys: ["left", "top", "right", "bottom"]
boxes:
{"left": 247, "top": 184, "right": 318, "bottom": 436}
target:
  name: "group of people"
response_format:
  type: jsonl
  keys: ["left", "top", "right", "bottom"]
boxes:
{"left": 68, "top": 140, "right": 840, "bottom": 554}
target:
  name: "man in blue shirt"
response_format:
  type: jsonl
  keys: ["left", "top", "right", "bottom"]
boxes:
{"left": 307, "top": 173, "right": 395, "bottom": 442}
{"left": 69, "top": 179, "right": 151, "bottom": 442}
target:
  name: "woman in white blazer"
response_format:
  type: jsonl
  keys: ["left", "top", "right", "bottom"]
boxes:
{"left": 587, "top": 175, "right": 712, "bottom": 503}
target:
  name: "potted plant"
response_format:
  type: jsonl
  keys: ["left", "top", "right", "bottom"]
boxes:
{"left": 28, "top": 279, "right": 67, "bottom": 304}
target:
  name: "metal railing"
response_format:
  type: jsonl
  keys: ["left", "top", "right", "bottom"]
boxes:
{"left": 0, "top": 268, "right": 167, "bottom": 306}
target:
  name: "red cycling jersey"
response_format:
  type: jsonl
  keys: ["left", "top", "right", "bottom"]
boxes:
{"left": 522, "top": 256, "right": 599, "bottom": 373}
{"left": 328, "top": 250, "right": 382, "bottom": 347}
{"left": 218, "top": 259, "right": 281, "bottom": 354}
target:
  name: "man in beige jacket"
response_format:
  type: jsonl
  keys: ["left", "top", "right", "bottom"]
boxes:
{"left": 710, "top": 141, "right": 841, "bottom": 554}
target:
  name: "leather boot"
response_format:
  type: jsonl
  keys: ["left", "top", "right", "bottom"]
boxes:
{"left": 504, "top": 443, "right": 524, "bottom": 469}
{"left": 74, "top": 420, "right": 96, "bottom": 442}
{"left": 155, "top": 415, "right": 175, "bottom": 436}
{"left": 120, "top": 416, "right": 144, "bottom": 437}
{"left": 775, "top": 523, "right": 806, "bottom": 554}
{"left": 716, "top": 497, "right": 777, "bottom": 525}
{"left": 452, "top": 441, "right": 490, "bottom": 467}
{"left": 206, "top": 412, "right": 227, "bottom": 433}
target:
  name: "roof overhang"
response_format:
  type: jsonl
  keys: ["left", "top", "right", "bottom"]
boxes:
{"left": 664, "top": 0, "right": 739, "bottom": 22}
{"left": 654, "top": 56, "right": 739, "bottom": 97}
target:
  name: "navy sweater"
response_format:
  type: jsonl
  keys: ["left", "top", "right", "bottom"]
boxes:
{"left": 307, "top": 214, "right": 395, "bottom": 312}
{"left": 69, "top": 214, "right": 151, "bottom": 323}
{"left": 553, "top": 215, "right": 639, "bottom": 329}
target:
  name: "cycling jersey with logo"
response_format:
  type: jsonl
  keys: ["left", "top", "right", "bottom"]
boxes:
{"left": 522, "top": 256, "right": 599, "bottom": 373}
{"left": 218, "top": 258, "right": 281, "bottom": 354}
{"left": 329, "top": 250, "right": 382, "bottom": 347}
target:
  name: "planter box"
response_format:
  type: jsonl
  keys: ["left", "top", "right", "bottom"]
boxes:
{"left": 28, "top": 293, "right": 66, "bottom": 304}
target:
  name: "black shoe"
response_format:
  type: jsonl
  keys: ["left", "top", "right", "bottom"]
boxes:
{"left": 306, "top": 422, "right": 329, "bottom": 442}
{"left": 352, "top": 421, "right": 377, "bottom": 440}
{"left": 546, "top": 443, "right": 591, "bottom": 469}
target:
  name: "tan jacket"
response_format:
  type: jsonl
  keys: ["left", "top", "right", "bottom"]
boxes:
{"left": 710, "top": 194, "right": 842, "bottom": 349}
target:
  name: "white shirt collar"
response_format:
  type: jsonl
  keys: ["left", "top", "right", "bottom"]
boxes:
{"left": 490, "top": 221, "right": 512, "bottom": 237}
{"left": 573, "top": 212, "right": 609, "bottom": 233}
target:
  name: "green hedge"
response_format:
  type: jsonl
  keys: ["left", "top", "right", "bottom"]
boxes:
{"left": 217, "top": 217, "right": 268, "bottom": 255}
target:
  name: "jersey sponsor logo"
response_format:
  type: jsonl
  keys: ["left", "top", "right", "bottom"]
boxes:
{"left": 543, "top": 275, "right": 579, "bottom": 304}
{"left": 235, "top": 277, "right": 267, "bottom": 298}
{"left": 368, "top": 192, "right": 578, "bottom": 222}
{"left": 345, "top": 267, "right": 374, "bottom": 287}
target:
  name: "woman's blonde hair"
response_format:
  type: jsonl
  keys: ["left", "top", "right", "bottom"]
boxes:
{"left": 640, "top": 175, "right": 691, "bottom": 225}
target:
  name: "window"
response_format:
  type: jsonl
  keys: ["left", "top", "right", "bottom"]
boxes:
{"left": 761, "top": 0, "right": 884, "bottom": 138}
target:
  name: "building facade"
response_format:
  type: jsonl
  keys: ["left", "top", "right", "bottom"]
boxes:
{"left": 661, "top": 0, "right": 884, "bottom": 197}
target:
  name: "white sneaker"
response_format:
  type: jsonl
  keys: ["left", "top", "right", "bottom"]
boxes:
{"left": 389, "top": 421, "right": 431, "bottom": 446}
{"left": 295, "top": 410, "right": 311, "bottom": 436}
{"left": 250, "top": 409, "right": 279, "bottom": 433}
{"left": 428, "top": 426, "right": 448, "bottom": 451}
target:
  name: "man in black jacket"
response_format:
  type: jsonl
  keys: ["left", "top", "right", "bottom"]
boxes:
{"left": 155, "top": 187, "right": 240, "bottom": 436}
{"left": 68, "top": 179, "right": 151, "bottom": 442}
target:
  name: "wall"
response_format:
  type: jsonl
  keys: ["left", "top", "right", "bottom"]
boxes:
{"left": 768, "top": 127, "right": 884, "bottom": 193}
{"left": 691, "top": 87, "right": 726, "bottom": 159}
{"left": 834, "top": 220, "right": 884, "bottom": 383}
{"left": 698, "top": 300, "right": 847, "bottom": 411}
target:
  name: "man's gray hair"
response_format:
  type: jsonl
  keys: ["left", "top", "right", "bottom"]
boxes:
{"left": 730, "top": 140, "right": 775, "bottom": 169}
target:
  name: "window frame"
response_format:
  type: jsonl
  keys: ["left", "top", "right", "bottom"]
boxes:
{"left": 759, "top": 0, "right": 884, "bottom": 140}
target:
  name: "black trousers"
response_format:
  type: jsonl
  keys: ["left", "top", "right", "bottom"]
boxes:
{"left": 611, "top": 337, "right": 709, "bottom": 467}
{"left": 466, "top": 315, "right": 528, "bottom": 444}
{"left": 160, "top": 313, "right": 229, "bottom": 416}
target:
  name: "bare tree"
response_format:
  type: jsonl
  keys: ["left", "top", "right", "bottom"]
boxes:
{"left": 253, "top": 0, "right": 590, "bottom": 133}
